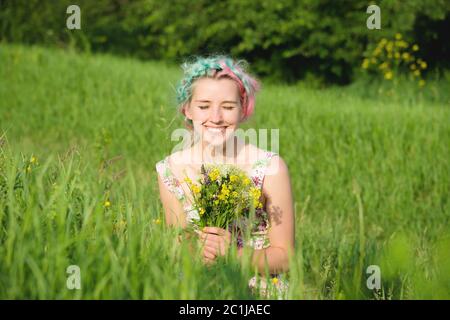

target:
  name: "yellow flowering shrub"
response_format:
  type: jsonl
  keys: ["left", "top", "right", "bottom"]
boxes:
{"left": 361, "top": 33, "right": 427, "bottom": 88}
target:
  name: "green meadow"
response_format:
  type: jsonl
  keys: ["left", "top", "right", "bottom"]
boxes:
{"left": 0, "top": 44, "right": 449, "bottom": 299}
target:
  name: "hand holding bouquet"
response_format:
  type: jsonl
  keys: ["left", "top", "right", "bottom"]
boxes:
{"left": 183, "top": 163, "right": 268, "bottom": 263}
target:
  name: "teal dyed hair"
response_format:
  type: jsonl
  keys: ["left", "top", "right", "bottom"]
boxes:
{"left": 176, "top": 55, "right": 260, "bottom": 122}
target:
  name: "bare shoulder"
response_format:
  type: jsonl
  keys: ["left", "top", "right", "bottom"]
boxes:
{"left": 249, "top": 144, "right": 288, "bottom": 177}
{"left": 165, "top": 149, "right": 191, "bottom": 173}
{"left": 263, "top": 153, "right": 291, "bottom": 190}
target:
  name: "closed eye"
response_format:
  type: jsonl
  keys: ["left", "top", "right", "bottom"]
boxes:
{"left": 198, "top": 106, "right": 235, "bottom": 110}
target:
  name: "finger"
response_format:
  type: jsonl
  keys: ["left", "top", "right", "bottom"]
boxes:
{"left": 199, "top": 232, "right": 215, "bottom": 243}
{"left": 200, "top": 233, "right": 220, "bottom": 243}
{"left": 204, "top": 252, "right": 215, "bottom": 261}
{"left": 203, "top": 247, "right": 217, "bottom": 258}
{"left": 202, "top": 235, "right": 230, "bottom": 253}
{"left": 203, "top": 250, "right": 216, "bottom": 260}
{"left": 203, "top": 227, "right": 226, "bottom": 236}
{"left": 204, "top": 243, "right": 219, "bottom": 255}
{"left": 204, "top": 239, "right": 227, "bottom": 257}
{"left": 204, "top": 228, "right": 233, "bottom": 244}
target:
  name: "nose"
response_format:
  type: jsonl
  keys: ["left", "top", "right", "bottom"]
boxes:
{"left": 209, "top": 106, "right": 224, "bottom": 123}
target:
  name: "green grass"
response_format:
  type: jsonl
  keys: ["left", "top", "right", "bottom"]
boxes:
{"left": 0, "top": 43, "right": 449, "bottom": 299}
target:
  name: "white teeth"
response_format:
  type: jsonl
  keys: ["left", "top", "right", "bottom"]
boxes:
{"left": 205, "top": 126, "right": 226, "bottom": 133}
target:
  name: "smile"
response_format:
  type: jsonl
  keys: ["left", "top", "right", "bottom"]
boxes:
{"left": 203, "top": 126, "right": 227, "bottom": 133}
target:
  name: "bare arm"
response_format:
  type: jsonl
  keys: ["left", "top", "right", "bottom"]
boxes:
{"left": 238, "top": 156, "right": 295, "bottom": 274}
{"left": 157, "top": 173, "right": 187, "bottom": 229}
{"left": 156, "top": 172, "right": 196, "bottom": 251}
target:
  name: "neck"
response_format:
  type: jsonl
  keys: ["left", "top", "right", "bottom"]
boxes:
{"left": 192, "top": 135, "right": 243, "bottom": 165}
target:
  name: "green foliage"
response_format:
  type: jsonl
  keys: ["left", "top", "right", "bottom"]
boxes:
{"left": 1, "top": 0, "right": 448, "bottom": 84}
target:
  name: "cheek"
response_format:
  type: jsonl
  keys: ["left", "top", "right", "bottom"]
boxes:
{"left": 191, "top": 109, "right": 208, "bottom": 122}
{"left": 226, "top": 110, "right": 242, "bottom": 124}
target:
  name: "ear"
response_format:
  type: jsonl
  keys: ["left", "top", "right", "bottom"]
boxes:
{"left": 183, "top": 103, "right": 192, "bottom": 120}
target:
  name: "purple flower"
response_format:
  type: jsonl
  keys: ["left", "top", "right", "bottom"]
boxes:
{"left": 257, "top": 223, "right": 267, "bottom": 232}
{"left": 252, "top": 176, "right": 261, "bottom": 186}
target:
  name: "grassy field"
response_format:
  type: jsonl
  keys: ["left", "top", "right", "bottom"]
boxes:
{"left": 0, "top": 43, "right": 449, "bottom": 299}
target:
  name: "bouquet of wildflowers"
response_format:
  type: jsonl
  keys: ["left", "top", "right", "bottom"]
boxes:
{"left": 183, "top": 164, "right": 268, "bottom": 239}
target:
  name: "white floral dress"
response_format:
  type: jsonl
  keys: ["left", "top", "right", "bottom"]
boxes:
{"left": 156, "top": 150, "right": 289, "bottom": 299}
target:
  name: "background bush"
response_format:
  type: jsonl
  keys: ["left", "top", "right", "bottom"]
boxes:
{"left": 1, "top": 0, "right": 449, "bottom": 84}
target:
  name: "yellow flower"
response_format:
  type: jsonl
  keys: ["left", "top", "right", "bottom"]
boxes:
{"left": 30, "top": 156, "right": 37, "bottom": 164}
{"left": 420, "top": 61, "right": 427, "bottom": 69}
{"left": 229, "top": 175, "right": 239, "bottom": 183}
{"left": 243, "top": 177, "right": 251, "bottom": 186}
{"left": 395, "top": 33, "right": 402, "bottom": 40}
{"left": 402, "top": 52, "right": 410, "bottom": 61}
{"left": 397, "top": 40, "right": 408, "bottom": 48}
{"left": 394, "top": 52, "right": 400, "bottom": 59}
{"left": 208, "top": 168, "right": 220, "bottom": 181}
{"left": 384, "top": 71, "right": 393, "bottom": 80}
{"left": 191, "top": 184, "right": 201, "bottom": 194}
{"left": 386, "top": 42, "right": 393, "bottom": 52}
{"left": 114, "top": 219, "right": 127, "bottom": 232}
{"left": 412, "top": 44, "right": 419, "bottom": 51}
{"left": 249, "top": 187, "right": 262, "bottom": 208}
{"left": 361, "top": 59, "right": 369, "bottom": 69}
{"left": 218, "top": 194, "right": 227, "bottom": 201}
{"left": 153, "top": 218, "right": 161, "bottom": 224}
{"left": 199, "top": 208, "right": 205, "bottom": 216}
{"left": 104, "top": 200, "right": 111, "bottom": 208}
{"left": 379, "top": 62, "right": 389, "bottom": 70}
{"left": 232, "top": 191, "right": 238, "bottom": 198}
{"left": 272, "top": 277, "right": 279, "bottom": 285}
{"left": 413, "top": 70, "right": 420, "bottom": 77}
{"left": 184, "top": 177, "right": 192, "bottom": 184}
{"left": 410, "top": 64, "right": 417, "bottom": 70}
{"left": 219, "top": 185, "right": 230, "bottom": 200}
{"left": 250, "top": 187, "right": 261, "bottom": 198}
{"left": 419, "top": 80, "right": 426, "bottom": 87}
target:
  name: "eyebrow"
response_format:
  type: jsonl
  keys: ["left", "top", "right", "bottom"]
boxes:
{"left": 194, "top": 100, "right": 238, "bottom": 104}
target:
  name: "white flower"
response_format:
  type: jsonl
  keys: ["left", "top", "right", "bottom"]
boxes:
{"left": 186, "top": 207, "right": 200, "bottom": 223}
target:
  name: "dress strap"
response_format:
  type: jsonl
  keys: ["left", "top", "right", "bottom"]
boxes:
{"left": 250, "top": 151, "right": 278, "bottom": 189}
{"left": 155, "top": 157, "right": 188, "bottom": 203}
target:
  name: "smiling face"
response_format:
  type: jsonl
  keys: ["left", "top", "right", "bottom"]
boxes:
{"left": 184, "top": 77, "right": 243, "bottom": 147}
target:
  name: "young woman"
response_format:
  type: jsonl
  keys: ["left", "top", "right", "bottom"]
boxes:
{"left": 156, "top": 55, "right": 295, "bottom": 298}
